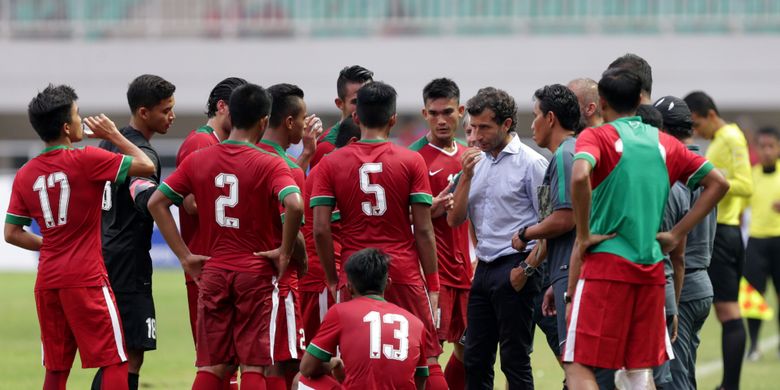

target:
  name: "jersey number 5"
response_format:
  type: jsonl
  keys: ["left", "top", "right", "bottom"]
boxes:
{"left": 215, "top": 173, "right": 239, "bottom": 228}
{"left": 33, "top": 172, "right": 70, "bottom": 228}
{"left": 359, "top": 163, "right": 387, "bottom": 216}
{"left": 363, "top": 310, "right": 409, "bottom": 361}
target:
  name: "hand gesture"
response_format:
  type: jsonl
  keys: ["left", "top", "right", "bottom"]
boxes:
{"left": 254, "top": 247, "right": 290, "bottom": 279}
{"left": 460, "top": 148, "right": 482, "bottom": 179}
{"left": 83, "top": 114, "right": 120, "bottom": 140}
{"left": 302, "top": 114, "right": 323, "bottom": 155}
{"left": 181, "top": 253, "right": 209, "bottom": 285}
{"left": 430, "top": 182, "right": 454, "bottom": 218}
{"left": 656, "top": 231, "right": 681, "bottom": 254}
{"left": 511, "top": 231, "right": 528, "bottom": 252}
{"left": 542, "top": 286, "right": 556, "bottom": 316}
{"left": 570, "top": 233, "right": 616, "bottom": 268}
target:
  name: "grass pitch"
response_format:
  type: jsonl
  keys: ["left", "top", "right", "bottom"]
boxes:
{"left": 0, "top": 270, "right": 777, "bottom": 389}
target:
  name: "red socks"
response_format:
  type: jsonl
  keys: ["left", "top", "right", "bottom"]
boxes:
{"left": 240, "top": 372, "right": 267, "bottom": 390}
{"left": 426, "top": 363, "right": 448, "bottom": 390}
{"left": 43, "top": 369, "right": 70, "bottom": 390}
{"left": 193, "top": 371, "right": 224, "bottom": 390}
{"left": 101, "top": 363, "right": 129, "bottom": 390}
{"left": 444, "top": 353, "right": 465, "bottom": 390}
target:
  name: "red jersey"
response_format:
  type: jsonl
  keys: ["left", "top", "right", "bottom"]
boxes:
{"left": 257, "top": 139, "right": 306, "bottom": 291}
{"left": 409, "top": 136, "right": 472, "bottom": 288}
{"left": 175, "top": 125, "right": 220, "bottom": 256}
{"left": 299, "top": 162, "right": 343, "bottom": 292}
{"left": 306, "top": 296, "right": 429, "bottom": 389}
{"left": 5, "top": 145, "right": 131, "bottom": 290}
{"left": 159, "top": 140, "right": 300, "bottom": 274}
{"left": 309, "top": 123, "right": 339, "bottom": 169}
{"left": 309, "top": 140, "right": 433, "bottom": 286}
{"left": 574, "top": 118, "right": 712, "bottom": 284}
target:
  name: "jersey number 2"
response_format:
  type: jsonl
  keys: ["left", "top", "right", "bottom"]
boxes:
{"left": 359, "top": 163, "right": 386, "bottom": 216}
{"left": 363, "top": 310, "right": 409, "bottom": 361}
{"left": 33, "top": 172, "right": 70, "bottom": 228}
{"left": 215, "top": 173, "right": 239, "bottom": 228}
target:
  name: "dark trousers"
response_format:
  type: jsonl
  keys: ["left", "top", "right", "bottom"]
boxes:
{"left": 464, "top": 252, "right": 541, "bottom": 390}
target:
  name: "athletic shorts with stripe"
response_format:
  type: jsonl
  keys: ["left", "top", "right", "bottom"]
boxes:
{"left": 196, "top": 268, "right": 274, "bottom": 367}
{"left": 563, "top": 279, "right": 672, "bottom": 370}
{"left": 300, "top": 287, "right": 335, "bottom": 345}
{"left": 35, "top": 283, "right": 127, "bottom": 371}
{"left": 437, "top": 285, "right": 469, "bottom": 343}
{"left": 273, "top": 288, "right": 306, "bottom": 362}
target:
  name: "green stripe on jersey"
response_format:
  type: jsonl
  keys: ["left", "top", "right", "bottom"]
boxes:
{"left": 686, "top": 161, "right": 714, "bottom": 190}
{"left": 415, "top": 366, "right": 430, "bottom": 377}
{"left": 573, "top": 152, "right": 596, "bottom": 168}
{"left": 410, "top": 193, "right": 433, "bottom": 205}
{"left": 278, "top": 186, "right": 301, "bottom": 202}
{"left": 115, "top": 155, "right": 133, "bottom": 184}
{"left": 555, "top": 150, "right": 567, "bottom": 204}
{"left": 306, "top": 343, "right": 332, "bottom": 361}
{"left": 158, "top": 183, "right": 184, "bottom": 205}
{"left": 5, "top": 213, "right": 32, "bottom": 226}
{"left": 310, "top": 196, "right": 336, "bottom": 207}
{"left": 408, "top": 136, "right": 428, "bottom": 151}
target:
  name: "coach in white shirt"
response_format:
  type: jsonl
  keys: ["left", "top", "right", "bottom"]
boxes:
{"left": 448, "top": 87, "right": 548, "bottom": 389}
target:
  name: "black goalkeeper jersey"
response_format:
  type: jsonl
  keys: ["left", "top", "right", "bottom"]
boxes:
{"left": 99, "top": 126, "right": 160, "bottom": 293}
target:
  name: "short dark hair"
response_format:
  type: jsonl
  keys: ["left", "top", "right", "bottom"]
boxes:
{"left": 683, "top": 91, "right": 720, "bottom": 117}
{"left": 206, "top": 77, "right": 247, "bottom": 118}
{"left": 356, "top": 81, "right": 397, "bottom": 128}
{"left": 268, "top": 83, "right": 305, "bottom": 128}
{"left": 757, "top": 126, "right": 780, "bottom": 141}
{"left": 598, "top": 68, "right": 642, "bottom": 114}
{"left": 533, "top": 84, "right": 583, "bottom": 134}
{"left": 228, "top": 84, "right": 272, "bottom": 130}
{"left": 28, "top": 84, "right": 78, "bottom": 142}
{"left": 608, "top": 53, "right": 652, "bottom": 96}
{"left": 466, "top": 87, "right": 517, "bottom": 132}
{"left": 335, "top": 116, "right": 361, "bottom": 148}
{"left": 636, "top": 104, "right": 663, "bottom": 129}
{"left": 127, "top": 74, "right": 176, "bottom": 114}
{"left": 345, "top": 248, "right": 390, "bottom": 295}
{"left": 423, "top": 78, "right": 460, "bottom": 103}
{"left": 337, "top": 65, "right": 374, "bottom": 100}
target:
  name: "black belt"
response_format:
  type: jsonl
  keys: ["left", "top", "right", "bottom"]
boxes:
{"left": 685, "top": 268, "right": 707, "bottom": 275}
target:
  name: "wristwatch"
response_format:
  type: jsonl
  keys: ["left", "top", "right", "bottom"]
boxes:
{"left": 518, "top": 226, "right": 531, "bottom": 243}
{"left": 518, "top": 261, "right": 537, "bottom": 277}
{"left": 563, "top": 291, "right": 572, "bottom": 304}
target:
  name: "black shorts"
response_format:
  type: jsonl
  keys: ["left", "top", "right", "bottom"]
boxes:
{"left": 115, "top": 291, "right": 157, "bottom": 351}
{"left": 708, "top": 224, "right": 745, "bottom": 302}
{"left": 533, "top": 283, "right": 560, "bottom": 357}
{"left": 744, "top": 236, "right": 780, "bottom": 296}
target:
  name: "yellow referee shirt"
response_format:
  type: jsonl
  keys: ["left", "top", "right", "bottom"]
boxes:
{"left": 749, "top": 162, "right": 780, "bottom": 238}
{"left": 706, "top": 123, "right": 753, "bottom": 226}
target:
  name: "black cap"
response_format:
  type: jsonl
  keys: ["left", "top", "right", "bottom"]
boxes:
{"left": 653, "top": 96, "right": 693, "bottom": 129}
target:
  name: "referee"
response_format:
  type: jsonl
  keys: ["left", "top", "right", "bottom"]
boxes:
{"left": 93, "top": 75, "right": 176, "bottom": 390}
{"left": 685, "top": 91, "right": 752, "bottom": 390}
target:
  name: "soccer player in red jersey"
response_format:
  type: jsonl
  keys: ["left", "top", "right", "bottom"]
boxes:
{"left": 563, "top": 68, "right": 729, "bottom": 389}
{"left": 175, "top": 77, "right": 247, "bottom": 347}
{"left": 309, "top": 65, "right": 373, "bottom": 170}
{"left": 310, "top": 81, "right": 443, "bottom": 387}
{"left": 409, "top": 78, "right": 471, "bottom": 389}
{"left": 300, "top": 117, "right": 361, "bottom": 343}
{"left": 148, "top": 83, "right": 304, "bottom": 390}
{"left": 4, "top": 84, "right": 155, "bottom": 390}
{"left": 258, "top": 83, "right": 322, "bottom": 390}
{"left": 300, "top": 248, "right": 429, "bottom": 390}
